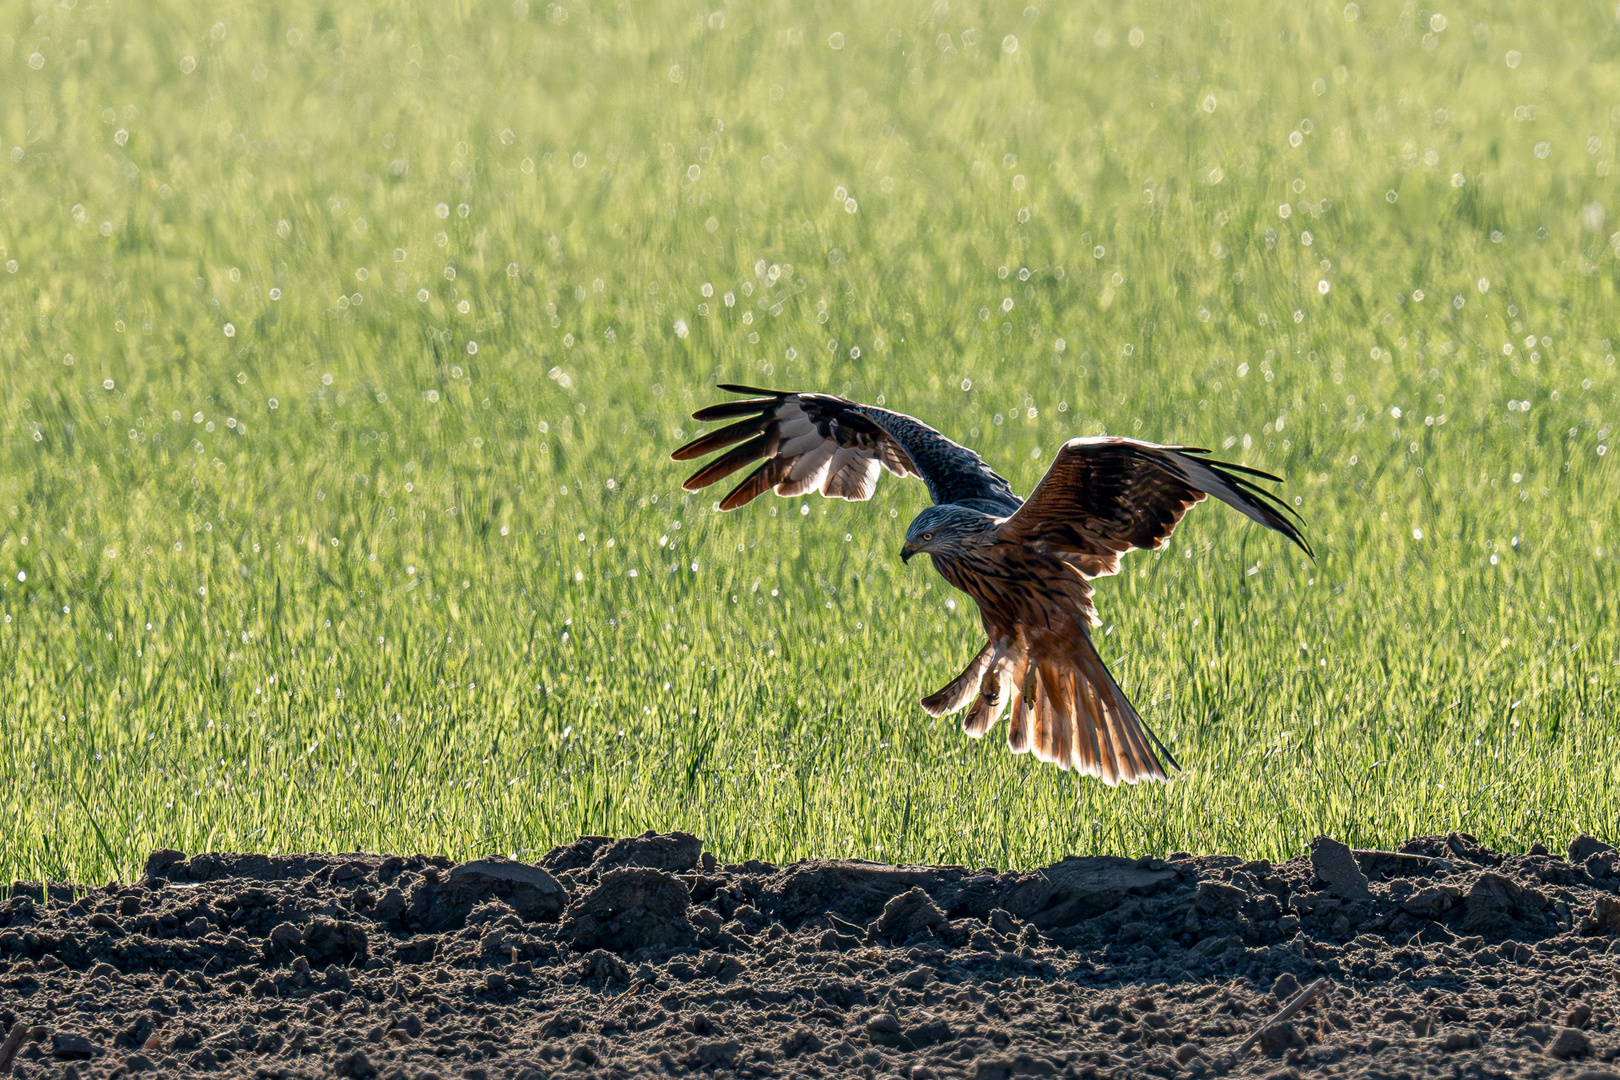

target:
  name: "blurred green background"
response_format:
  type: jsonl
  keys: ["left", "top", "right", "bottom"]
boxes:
{"left": 2, "top": 0, "right": 1617, "bottom": 883}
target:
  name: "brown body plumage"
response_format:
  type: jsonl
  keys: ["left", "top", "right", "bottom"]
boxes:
{"left": 920, "top": 532, "right": 1176, "bottom": 783}
{"left": 672, "top": 385, "right": 1311, "bottom": 786}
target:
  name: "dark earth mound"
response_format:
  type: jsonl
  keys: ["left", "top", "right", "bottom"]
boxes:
{"left": 2, "top": 832, "right": 1618, "bottom": 1079}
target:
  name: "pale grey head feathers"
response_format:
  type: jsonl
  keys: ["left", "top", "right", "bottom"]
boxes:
{"left": 901, "top": 503, "right": 998, "bottom": 562}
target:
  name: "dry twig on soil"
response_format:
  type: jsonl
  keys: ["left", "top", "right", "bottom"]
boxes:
{"left": 1234, "top": 977, "right": 1332, "bottom": 1057}
{"left": 0, "top": 1023, "right": 31, "bottom": 1072}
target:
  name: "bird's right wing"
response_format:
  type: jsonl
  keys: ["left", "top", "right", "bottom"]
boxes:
{"left": 672, "top": 385, "right": 1019, "bottom": 512}
{"left": 996, "top": 437, "right": 1311, "bottom": 577}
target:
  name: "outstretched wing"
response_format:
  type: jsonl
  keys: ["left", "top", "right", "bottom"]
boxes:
{"left": 996, "top": 437, "right": 1311, "bottom": 577}
{"left": 672, "top": 385, "right": 1020, "bottom": 512}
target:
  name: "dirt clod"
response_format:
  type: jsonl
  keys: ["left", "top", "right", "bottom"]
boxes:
{"left": 1271, "top": 971, "right": 1301, "bottom": 1000}
{"left": 1310, "top": 834, "right": 1371, "bottom": 899}
{"left": 446, "top": 856, "right": 566, "bottom": 921}
{"left": 872, "top": 885, "right": 947, "bottom": 940}
{"left": 1259, "top": 1019, "right": 1305, "bottom": 1055}
{"left": 1572, "top": 835, "right": 1617, "bottom": 863}
{"left": 1552, "top": 1026, "right": 1596, "bottom": 1060}
{"left": 559, "top": 865, "right": 694, "bottom": 952}
{"left": 50, "top": 1031, "right": 98, "bottom": 1060}
{"left": 591, "top": 829, "right": 703, "bottom": 873}
{"left": 1583, "top": 895, "right": 1620, "bottom": 935}
{"left": 1, "top": 831, "right": 1616, "bottom": 1077}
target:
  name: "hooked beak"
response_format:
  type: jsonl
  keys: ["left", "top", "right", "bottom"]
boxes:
{"left": 900, "top": 540, "right": 918, "bottom": 564}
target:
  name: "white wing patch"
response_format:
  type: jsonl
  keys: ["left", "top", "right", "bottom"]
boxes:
{"left": 674, "top": 387, "right": 923, "bottom": 510}
{"left": 822, "top": 452, "right": 880, "bottom": 500}
{"left": 770, "top": 402, "right": 883, "bottom": 501}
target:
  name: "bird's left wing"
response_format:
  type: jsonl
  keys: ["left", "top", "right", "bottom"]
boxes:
{"left": 672, "top": 385, "right": 1019, "bottom": 512}
{"left": 996, "top": 437, "right": 1311, "bottom": 577}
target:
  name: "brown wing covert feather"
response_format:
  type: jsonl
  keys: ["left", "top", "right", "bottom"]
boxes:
{"left": 997, "top": 437, "right": 1310, "bottom": 574}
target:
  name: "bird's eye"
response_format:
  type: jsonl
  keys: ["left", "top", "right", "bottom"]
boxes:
{"left": 923, "top": 532, "right": 933, "bottom": 541}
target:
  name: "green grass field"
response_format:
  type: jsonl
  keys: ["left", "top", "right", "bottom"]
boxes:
{"left": 3, "top": 0, "right": 1618, "bottom": 884}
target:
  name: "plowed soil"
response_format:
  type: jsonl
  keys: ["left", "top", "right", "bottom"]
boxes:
{"left": 2, "top": 832, "right": 1618, "bottom": 1080}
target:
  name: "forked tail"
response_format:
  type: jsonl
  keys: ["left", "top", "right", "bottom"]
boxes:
{"left": 921, "top": 635, "right": 1179, "bottom": 786}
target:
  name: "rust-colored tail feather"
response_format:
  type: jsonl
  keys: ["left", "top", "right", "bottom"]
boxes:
{"left": 1056, "top": 637, "right": 1176, "bottom": 784}
{"left": 926, "top": 635, "right": 1178, "bottom": 786}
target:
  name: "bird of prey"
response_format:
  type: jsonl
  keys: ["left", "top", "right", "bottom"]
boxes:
{"left": 672, "top": 385, "right": 1310, "bottom": 785}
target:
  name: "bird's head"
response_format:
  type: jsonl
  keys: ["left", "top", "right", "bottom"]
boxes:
{"left": 900, "top": 504, "right": 995, "bottom": 563}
